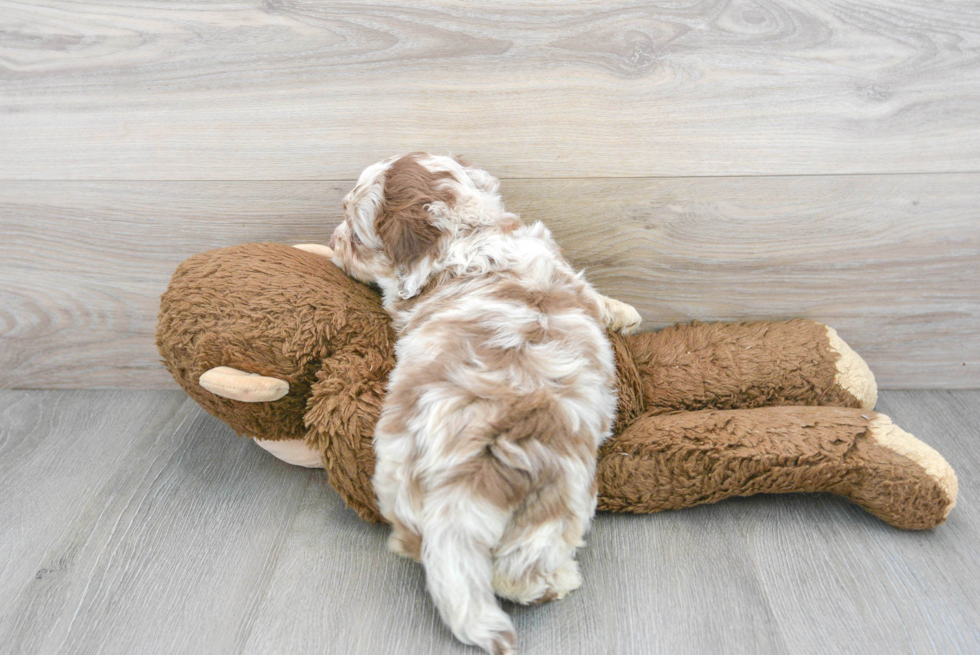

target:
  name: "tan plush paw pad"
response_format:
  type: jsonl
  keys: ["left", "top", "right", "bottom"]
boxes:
{"left": 253, "top": 437, "right": 324, "bottom": 468}
{"left": 869, "top": 414, "right": 958, "bottom": 517}
{"left": 826, "top": 326, "right": 878, "bottom": 410}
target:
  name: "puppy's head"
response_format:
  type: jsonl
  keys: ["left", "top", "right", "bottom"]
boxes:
{"left": 330, "top": 153, "right": 514, "bottom": 301}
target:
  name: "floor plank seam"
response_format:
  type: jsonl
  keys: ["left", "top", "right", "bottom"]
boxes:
{"left": 234, "top": 471, "right": 317, "bottom": 655}
{"left": 731, "top": 513, "right": 794, "bottom": 655}
{"left": 55, "top": 398, "right": 203, "bottom": 653}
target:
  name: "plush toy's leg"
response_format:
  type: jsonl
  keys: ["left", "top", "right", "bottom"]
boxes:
{"left": 617, "top": 320, "right": 877, "bottom": 424}
{"left": 595, "top": 406, "right": 957, "bottom": 530}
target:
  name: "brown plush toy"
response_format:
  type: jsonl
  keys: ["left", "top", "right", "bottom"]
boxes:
{"left": 156, "top": 242, "right": 958, "bottom": 531}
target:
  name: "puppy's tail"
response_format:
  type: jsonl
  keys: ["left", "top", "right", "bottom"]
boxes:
{"left": 421, "top": 489, "right": 515, "bottom": 655}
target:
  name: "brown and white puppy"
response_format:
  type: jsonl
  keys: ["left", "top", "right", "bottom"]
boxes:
{"left": 330, "top": 153, "right": 640, "bottom": 655}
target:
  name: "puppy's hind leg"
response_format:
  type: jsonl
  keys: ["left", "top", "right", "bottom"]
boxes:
{"left": 373, "top": 432, "right": 424, "bottom": 561}
{"left": 492, "top": 520, "right": 582, "bottom": 605}
{"left": 492, "top": 469, "right": 593, "bottom": 605}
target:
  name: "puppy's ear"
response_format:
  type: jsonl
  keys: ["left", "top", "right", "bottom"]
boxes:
{"left": 378, "top": 210, "right": 444, "bottom": 300}
{"left": 375, "top": 155, "right": 457, "bottom": 298}
{"left": 376, "top": 204, "right": 442, "bottom": 265}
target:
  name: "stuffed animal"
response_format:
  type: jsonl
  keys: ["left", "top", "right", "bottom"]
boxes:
{"left": 156, "top": 242, "right": 957, "bottom": 531}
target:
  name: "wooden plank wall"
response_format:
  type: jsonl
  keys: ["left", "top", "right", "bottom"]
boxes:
{"left": 1, "top": 1, "right": 978, "bottom": 389}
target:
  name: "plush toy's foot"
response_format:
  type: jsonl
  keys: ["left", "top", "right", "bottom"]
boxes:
{"left": 825, "top": 326, "right": 878, "bottom": 410}
{"left": 596, "top": 406, "right": 957, "bottom": 530}
{"left": 857, "top": 414, "right": 958, "bottom": 525}
{"left": 253, "top": 438, "right": 324, "bottom": 468}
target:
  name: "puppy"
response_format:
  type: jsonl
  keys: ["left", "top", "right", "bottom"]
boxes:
{"left": 329, "top": 153, "right": 641, "bottom": 654}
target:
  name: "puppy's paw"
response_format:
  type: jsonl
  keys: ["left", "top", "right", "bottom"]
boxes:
{"left": 387, "top": 525, "right": 422, "bottom": 562}
{"left": 493, "top": 558, "right": 582, "bottom": 605}
{"left": 600, "top": 297, "right": 642, "bottom": 335}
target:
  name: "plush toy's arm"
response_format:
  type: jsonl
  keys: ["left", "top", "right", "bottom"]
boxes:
{"left": 292, "top": 243, "right": 335, "bottom": 259}
{"left": 595, "top": 405, "right": 957, "bottom": 530}
{"left": 619, "top": 320, "right": 878, "bottom": 423}
{"left": 303, "top": 343, "right": 394, "bottom": 524}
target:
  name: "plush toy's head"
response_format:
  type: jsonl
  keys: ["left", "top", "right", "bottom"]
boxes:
{"left": 157, "top": 242, "right": 395, "bottom": 517}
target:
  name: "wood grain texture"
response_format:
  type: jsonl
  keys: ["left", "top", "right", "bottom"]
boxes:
{"left": 1, "top": 390, "right": 977, "bottom": 654}
{"left": 1, "top": 1, "right": 979, "bottom": 179}
{"left": 240, "top": 475, "right": 787, "bottom": 655}
{"left": 0, "top": 390, "right": 315, "bottom": 655}
{"left": 730, "top": 390, "right": 980, "bottom": 655}
{"left": 0, "top": 180, "right": 348, "bottom": 389}
{"left": 2, "top": 175, "right": 977, "bottom": 389}
{"left": 0, "top": 390, "right": 185, "bottom": 605}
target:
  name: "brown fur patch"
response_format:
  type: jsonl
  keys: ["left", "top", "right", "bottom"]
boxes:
{"left": 490, "top": 391, "right": 594, "bottom": 463}
{"left": 390, "top": 519, "right": 423, "bottom": 561}
{"left": 528, "top": 588, "right": 559, "bottom": 605}
{"left": 510, "top": 479, "right": 573, "bottom": 532}
{"left": 375, "top": 153, "right": 456, "bottom": 265}
{"left": 446, "top": 449, "right": 534, "bottom": 509}
{"left": 490, "top": 280, "right": 583, "bottom": 317}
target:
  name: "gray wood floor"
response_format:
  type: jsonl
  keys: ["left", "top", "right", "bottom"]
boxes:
{"left": 1, "top": 390, "right": 977, "bottom": 655}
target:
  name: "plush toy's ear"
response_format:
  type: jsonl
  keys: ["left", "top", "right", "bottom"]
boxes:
{"left": 199, "top": 366, "right": 289, "bottom": 402}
